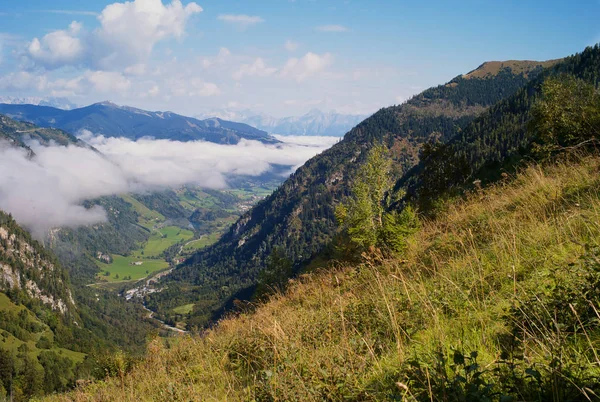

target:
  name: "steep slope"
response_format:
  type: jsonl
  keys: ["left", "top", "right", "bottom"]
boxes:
{"left": 51, "top": 155, "right": 600, "bottom": 401}
{"left": 0, "top": 211, "right": 88, "bottom": 398}
{"left": 0, "top": 207, "right": 159, "bottom": 398}
{"left": 151, "top": 59, "right": 555, "bottom": 327}
{"left": 0, "top": 211, "right": 75, "bottom": 316}
{"left": 397, "top": 45, "right": 600, "bottom": 203}
{"left": 0, "top": 102, "right": 277, "bottom": 144}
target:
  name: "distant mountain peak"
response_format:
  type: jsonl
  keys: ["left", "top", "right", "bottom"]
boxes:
{"left": 94, "top": 100, "right": 119, "bottom": 108}
{"left": 196, "top": 108, "right": 367, "bottom": 137}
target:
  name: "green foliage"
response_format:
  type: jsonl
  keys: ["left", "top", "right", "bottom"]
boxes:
{"left": 380, "top": 206, "right": 420, "bottom": 253}
{"left": 38, "top": 351, "right": 75, "bottom": 394}
{"left": 530, "top": 75, "right": 600, "bottom": 156}
{"left": 402, "top": 45, "right": 600, "bottom": 209}
{"left": 92, "top": 350, "right": 136, "bottom": 382}
{"left": 336, "top": 144, "right": 393, "bottom": 251}
{"left": 403, "top": 350, "right": 497, "bottom": 401}
{"left": 255, "top": 248, "right": 293, "bottom": 299}
{"left": 336, "top": 145, "right": 420, "bottom": 255}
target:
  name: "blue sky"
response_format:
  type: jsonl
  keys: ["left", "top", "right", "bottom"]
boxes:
{"left": 0, "top": 0, "right": 598, "bottom": 117}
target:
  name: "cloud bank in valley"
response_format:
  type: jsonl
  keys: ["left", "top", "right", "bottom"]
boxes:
{"left": 0, "top": 135, "right": 339, "bottom": 238}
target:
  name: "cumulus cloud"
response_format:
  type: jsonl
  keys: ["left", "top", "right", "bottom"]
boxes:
{"left": 166, "top": 77, "right": 220, "bottom": 97}
{"left": 93, "top": 0, "right": 202, "bottom": 68}
{"left": 233, "top": 58, "right": 277, "bottom": 80}
{"left": 315, "top": 25, "right": 348, "bottom": 32}
{"left": 0, "top": 134, "right": 338, "bottom": 238}
{"left": 27, "top": 0, "right": 202, "bottom": 70}
{"left": 28, "top": 21, "right": 85, "bottom": 68}
{"left": 217, "top": 14, "right": 264, "bottom": 30}
{"left": 280, "top": 52, "right": 333, "bottom": 81}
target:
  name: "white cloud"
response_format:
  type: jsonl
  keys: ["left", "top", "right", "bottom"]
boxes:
{"left": 218, "top": 14, "right": 264, "bottom": 30}
{"left": 280, "top": 52, "right": 333, "bottom": 81}
{"left": 0, "top": 134, "right": 338, "bottom": 238}
{"left": 27, "top": 0, "right": 203, "bottom": 70}
{"left": 0, "top": 72, "right": 48, "bottom": 92}
{"left": 124, "top": 63, "right": 147, "bottom": 76}
{"left": 315, "top": 25, "right": 348, "bottom": 32}
{"left": 233, "top": 58, "right": 277, "bottom": 80}
{"left": 147, "top": 85, "right": 160, "bottom": 97}
{"left": 167, "top": 76, "right": 220, "bottom": 97}
{"left": 86, "top": 71, "right": 132, "bottom": 93}
{"left": 272, "top": 134, "right": 340, "bottom": 148}
{"left": 284, "top": 40, "right": 298, "bottom": 52}
{"left": 93, "top": 0, "right": 202, "bottom": 68}
{"left": 200, "top": 47, "right": 231, "bottom": 68}
{"left": 28, "top": 21, "right": 85, "bottom": 67}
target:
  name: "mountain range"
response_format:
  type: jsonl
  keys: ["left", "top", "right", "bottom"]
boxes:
{"left": 197, "top": 108, "right": 366, "bottom": 137}
{"left": 0, "top": 101, "right": 277, "bottom": 144}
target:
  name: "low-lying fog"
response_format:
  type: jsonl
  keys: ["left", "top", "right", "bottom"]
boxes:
{"left": 0, "top": 133, "right": 340, "bottom": 238}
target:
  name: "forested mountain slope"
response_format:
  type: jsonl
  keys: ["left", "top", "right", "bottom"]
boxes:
{"left": 397, "top": 45, "right": 600, "bottom": 204}
{"left": 0, "top": 102, "right": 277, "bottom": 144}
{"left": 0, "top": 211, "right": 84, "bottom": 399}
{"left": 0, "top": 208, "right": 159, "bottom": 400}
{"left": 152, "top": 59, "right": 556, "bottom": 328}
{"left": 0, "top": 211, "right": 75, "bottom": 316}
{"left": 0, "top": 114, "right": 85, "bottom": 155}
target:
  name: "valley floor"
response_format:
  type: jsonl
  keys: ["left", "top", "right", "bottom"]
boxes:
{"left": 47, "top": 155, "right": 600, "bottom": 401}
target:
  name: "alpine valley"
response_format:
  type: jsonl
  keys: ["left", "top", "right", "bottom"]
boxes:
{"left": 0, "top": 2, "right": 598, "bottom": 401}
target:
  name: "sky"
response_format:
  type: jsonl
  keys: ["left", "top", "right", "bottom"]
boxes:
{"left": 0, "top": 0, "right": 598, "bottom": 118}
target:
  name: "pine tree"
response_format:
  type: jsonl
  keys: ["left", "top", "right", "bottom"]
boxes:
{"left": 336, "top": 144, "right": 420, "bottom": 255}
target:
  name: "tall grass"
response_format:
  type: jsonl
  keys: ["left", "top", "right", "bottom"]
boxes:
{"left": 47, "top": 155, "right": 600, "bottom": 401}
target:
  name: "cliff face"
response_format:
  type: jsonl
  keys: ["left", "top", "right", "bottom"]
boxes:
{"left": 0, "top": 212, "right": 75, "bottom": 315}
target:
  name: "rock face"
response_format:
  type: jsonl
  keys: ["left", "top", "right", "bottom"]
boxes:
{"left": 0, "top": 213, "right": 75, "bottom": 315}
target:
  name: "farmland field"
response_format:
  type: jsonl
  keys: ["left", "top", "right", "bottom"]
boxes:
{"left": 182, "top": 233, "right": 220, "bottom": 252}
{"left": 95, "top": 255, "right": 169, "bottom": 283}
{"left": 138, "top": 226, "right": 194, "bottom": 257}
{"left": 172, "top": 303, "right": 194, "bottom": 315}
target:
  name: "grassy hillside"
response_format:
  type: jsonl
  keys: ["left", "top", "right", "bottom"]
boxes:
{"left": 49, "top": 155, "right": 600, "bottom": 401}
{"left": 153, "top": 57, "right": 549, "bottom": 329}
{"left": 462, "top": 59, "right": 561, "bottom": 79}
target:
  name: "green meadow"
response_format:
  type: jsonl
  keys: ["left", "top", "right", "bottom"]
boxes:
{"left": 95, "top": 255, "right": 169, "bottom": 283}
{"left": 138, "top": 226, "right": 194, "bottom": 257}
